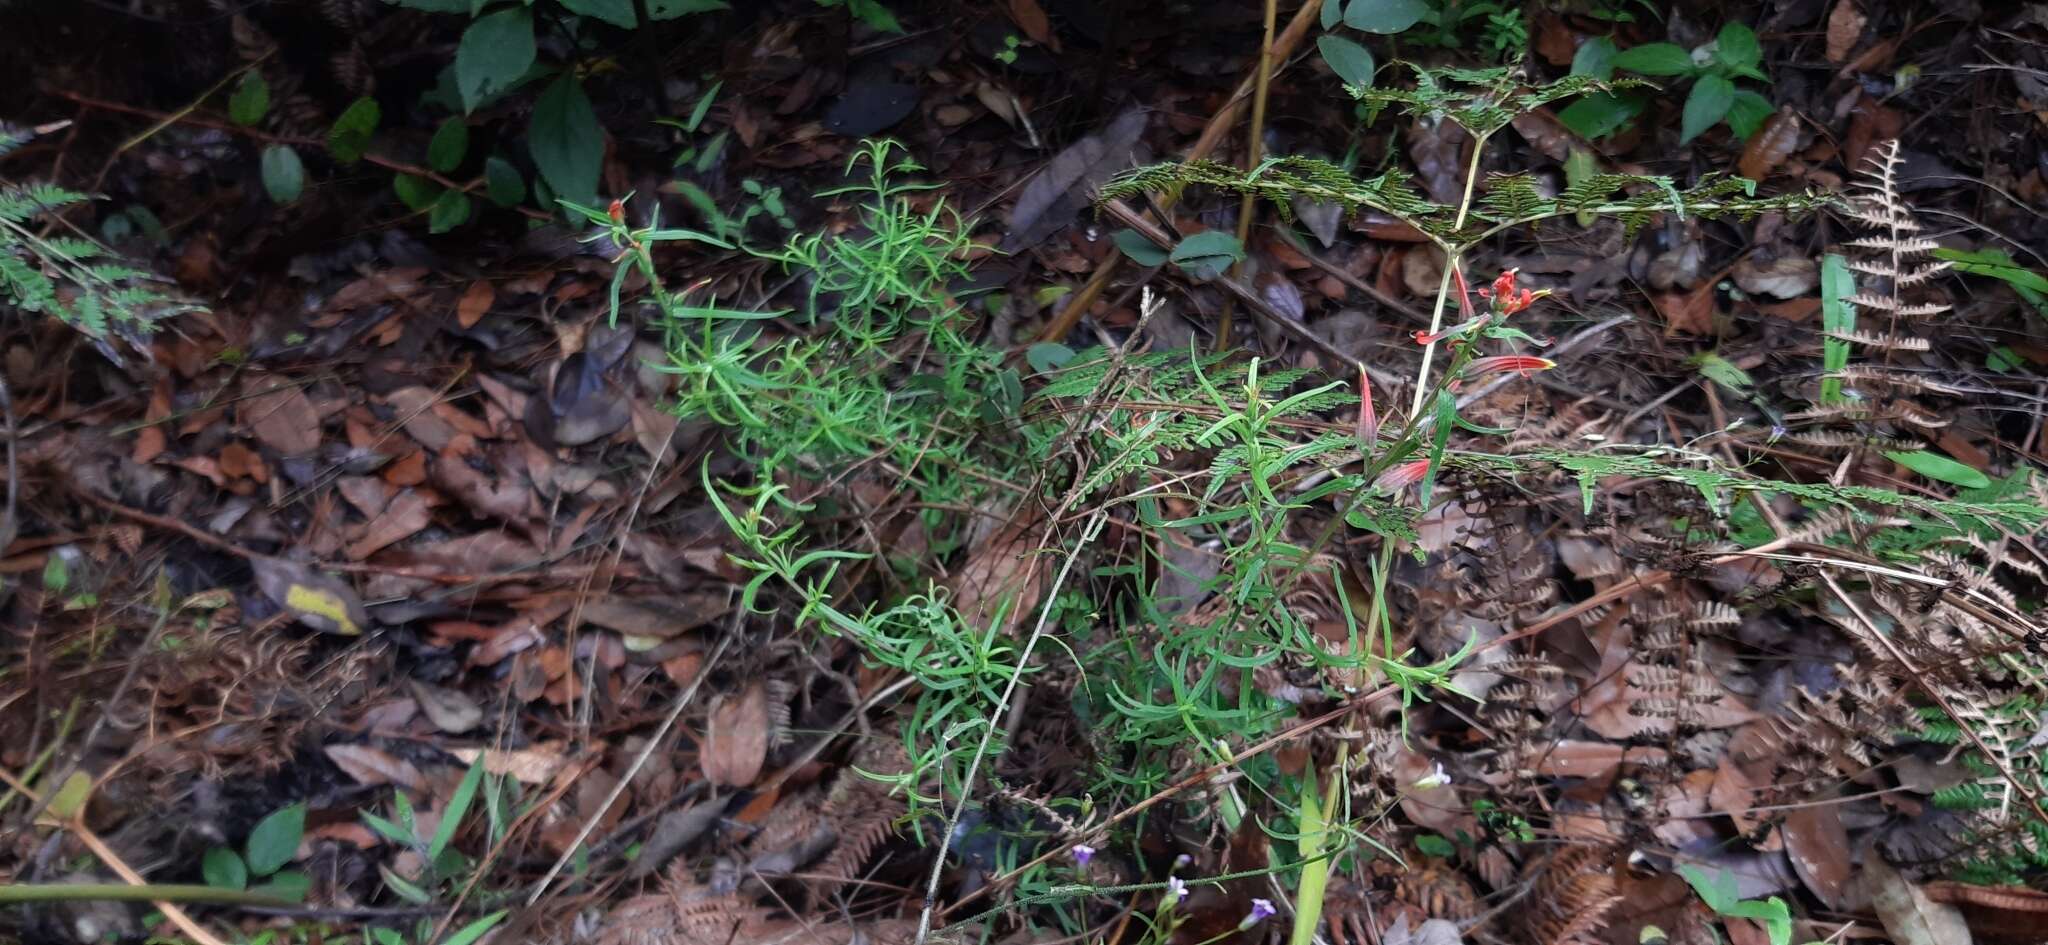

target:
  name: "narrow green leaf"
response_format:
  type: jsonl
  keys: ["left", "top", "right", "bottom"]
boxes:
{"left": 455, "top": 8, "right": 536, "bottom": 113}
{"left": 428, "top": 118, "right": 470, "bottom": 173}
{"left": 1680, "top": 74, "right": 1735, "bottom": 144}
{"left": 327, "top": 96, "right": 381, "bottom": 164}
{"left": 202, "top": 848, "right": 248, "bottom": 890}
{"left": 1885, "top": 450, "right": 1991, "bottom": 489}
{"left": 244, "top": 802, "right": 305, "bottom": 877}
{"left": 259, "top": 145, "right": 305, "bottom": 204}
{"left": 529, "top": 75, "right": 603, "bottom": 208}
{"left": 428, "top": 757, "right": 486, "bottom": 862}
{"left": 1612, "top": 42, "right": 1696, "bottom": 76}
{"left": 443, "top": 911, "right": 510, "bottom": 945}
{"left": 1820, "top": 253, "right": 1854, "bottom": 404}
{"left": 1344, "top": 0, "right": 1428, "bottom": 33}
{"left": 228, "top": 72, "right": 270, "bottom": 126}
{"left": 1933, "top": 247, "right": 2048, "bottom": 294}
{"left": 1317, "top": 35, "right": 1376, "bottom": 87}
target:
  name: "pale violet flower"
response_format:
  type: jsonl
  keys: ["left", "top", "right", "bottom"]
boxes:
{"left": 1239, "top": 898, "right": 1276, "bottom": 929}
{"left": 1415, "top": 761, "right": 1452, "bottom": 789}
{"left": 1071, "top": 844, "right": 1096, "bottom": 865}
{"left": 1165, "top": 876, "right": 1188, "bottom": 903}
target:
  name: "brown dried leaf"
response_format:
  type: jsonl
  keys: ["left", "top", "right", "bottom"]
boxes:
{"left": 252, "top": 556, "right": 369, "bottom": 635}
{"left": 1826, "top": 0, "right": 1866, "bottom": 64}
{"left": 582, "top": 593, "right": 731, "bottom": 646}
{"left": 1738, "top": 109, "right": 1801, "bottom": 182}
{"left": 456, "top": 280, "right": 495, "bottom": 329}
{"left": 404, "top": 678, "right": 483, "bottom": 734}
{"left": 1782, "top": 802, "right": 1852, "bottom": 909}
{"left": 447, "top": 744, "right": 570, "bottom": 784}
{"left": 1407, "top": 119, "right": 1470, "bottom": 207}
{"left": 1007, "top": 0, "right": 1056, "bottom": 49}
{"left": 702, "top": 681, "right": 769, "bottom": 788}
{"left": 1656, "top": 284, "right": 1717, "bottom": 336}
{"left": 239, "top": 376, "right": 322, "bottom": 455}
{"left": 346, "top": 490, "right": 431, "bottom": 560}
{"left": 1733, "top": 254, "right": 1818, "bottom": 299}
{"left": 325, "top": 743, "right": 427, "bottom": 791}
{"left": 1862, "top": 856, "right": 1972, "bottom": 945}
{"left": 948, "top": 504, "right": 1048, "bottom": 632}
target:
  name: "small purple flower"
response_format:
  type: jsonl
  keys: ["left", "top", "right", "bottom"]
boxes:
{"left": 1173, "top": 853, "right": 1194, "bottom": 869}
{"left": 1166, "top": 876, "right": 1188, "bottom": 903}
{"left": 1239, "top": 898, "right": 1276, "bottom": 929}
{"left": 1071, "top": 844, "right": 1096, "bottom": 866}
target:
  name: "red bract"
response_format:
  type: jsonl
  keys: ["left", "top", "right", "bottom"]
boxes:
{"left": 1374, "top": 458, "right": 1432, "bottom": 492}
{"left": 1464, "top": 355, "right": 1556, "bottom": 377}
{"left": 1356, "top": 367, "right": 1379, "bottom": 448}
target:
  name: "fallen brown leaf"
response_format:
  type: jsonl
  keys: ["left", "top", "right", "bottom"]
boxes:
{"left": 1738, "top": 109, "right": 1801, "bottom": 182}
{"left": 325, "top": 743, "right": 427, "bottom": 791}
{"left": 1826, "top": 0, "right": 1866, "bottom": 64}
{"left": 405, "top": 678, "right": 483, "bottom": 734}
{"left": 456, "top": 280, "right": 495, "bottom": 328}
{"left": 1782, "top": 801, "right": 1852, "bottom": 909}
{"left": 702, "top": 680, "right": 770, "bottom": 788}
{"left": 347, "top": 489, "right": 431, "bottom": 560}
{"left": 239, "top": 376, "right": 322, "bottom": 455}
{"left": 1007, "top": 0, "right": 1057, "bottom": 49}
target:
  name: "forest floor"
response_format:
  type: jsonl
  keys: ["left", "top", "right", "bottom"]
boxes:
{"left": 4, "top": 2, "right": 2048, "bottom": 945}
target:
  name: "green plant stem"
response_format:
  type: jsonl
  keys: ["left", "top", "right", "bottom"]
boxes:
{"left": 1216, "top": 0, "right": 1280, "bottom": 350}
{"left": 1405, "top": 134, "right": 1490, "bottom": 421}
{"left": 0, "top": 884, "right": 294, "bottom": 906}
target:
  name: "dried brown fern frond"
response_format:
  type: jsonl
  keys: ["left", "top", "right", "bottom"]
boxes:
{"left": 1521, "top": 845, "right": 1622, "bottom": 945}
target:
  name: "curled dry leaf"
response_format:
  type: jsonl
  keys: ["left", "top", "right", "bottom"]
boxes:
{"left": 1826, "top": 0, "right": 1866, "bottom": 64}
{"left": 1738, "top": 108, "right": 1801, "bottom": 182}
{"left": 325, "top": 743, "right": 427, "bottom": 792}
{"left": 1862, "top": 855, "right": 1972, "bottom": 945}
{"left": 404, "top": 678, "right": 483, "bottom": 734}
{"left": 701, "top": 680, "right": 770, "bottom": 788}
{"left": 252, "top": 556, "right": 369, "bottom": 635}
{"left": 448, "top": 744, "right": 571, "bottom": 784}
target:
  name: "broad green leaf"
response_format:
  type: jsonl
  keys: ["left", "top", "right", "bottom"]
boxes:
{"left": 260, "top": 145, "right": 305, "bottom": 203}
{"left": 370, "top": 929, "right": 405, "bottom": 945}
{"left": 1726, "top": 90, "right": 1773, "bottom": 139}
{"left": 1168, "top": 230, "right": 1244, "bottom": 280}
{"left": 40, "top": 554, "right": 69, "bottom": 594}
{"left": 1026, "top": 342, "right": 1076, "bottom": 375}
{"left": 1317, "top": 35, "right": 1377, "bottom": 87}
{"left": 484, "top": 155, "right": 526, "bottom": 207}
{"left": 1613, "top": 42, "right": 1696, "bottom": 76}
{"left": 1677, "top": 864, "right": 1741, "bottom": 914}
{"left": 1885, "top": 450, "right": 1991, "bottom": 489}
{"left": 327, "top": 96, "right": 381, "bottom": 164}
{"left": 428, "top": 118, "right": 470, "bottom": 173}
{"left": 846, "top": 0, "right": 901, "bottom": 32}
{"left": 393, "top": 173, "right": 443, "bottom": 211}
{"left": 1690, "top": 351, "right": 1753, "bottom": 392}
{"left": 1713, "top": 22, "right": 1761, "bottom": 73}
{"left": 428, "top": 190, "right": 472, "bottom": 233}
{"left": 245, "top": 802, "right": 306, "bottom": 877}
{"left": 647, "top": 0, "right": 728, "bottom": 17}
{"left": 560, "top": 0, "right": 637, "bottom": 28}
{"left": 1112, "top": 228, "right": 1168, "bottom": 266}
{"left": 1558, "top": 92, "right": 1642, "bottom": 140}
{"left": 1345, "top": 0, "right": 1428, "bottom": 33}
{"left": 252, "top": 870, "right": 310, "bottom": 904}
{"left": 1571, "top": 36, "right": 1618, "bottom": 79}
{"left": 228, "top": 72, "right": 270, "bottom": 126}
{"left": 1414, "top": 833, "right": 1455, "bottom": 857}
{"left": 455, "top": 8, "right": 536, "bottom": 114}
{"left": 529, "top": 75, "right": 603, "bottom": 208}
{"left": 1321, "top": 0, "right": 1344, "bottom": 30}
{"left": 203, "top": 847, "right": 248, "bottom": 890}
{"left": 1680, "top": 74, "right": 1735, "bottom": 144}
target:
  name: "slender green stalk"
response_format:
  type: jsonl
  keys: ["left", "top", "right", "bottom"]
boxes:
{"left": 0, "top": 884, "right": 294, "bottom": 906}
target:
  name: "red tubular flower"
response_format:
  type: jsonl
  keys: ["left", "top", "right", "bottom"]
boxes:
{"left": 1373, "top": 458, "right": 1432, "bottom": 493}
{"left": 607, "top": 198, "right": 627, "bottom": 222}
{"left": 1464, "top": 355, "right": 1556, "bottom": 377}
{"left": 1488, "top": 269, "right": 1518, "bottom": 300}
{"left": 1412, "top": 328, "right": 1443, "bottom": 345}
{"left": 1356, "top": 367, "right": 1379, "bottom": 447}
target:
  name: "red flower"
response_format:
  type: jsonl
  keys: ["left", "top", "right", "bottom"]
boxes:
{"left": 1475, "top": 268, "right": 1546, "bottom": 316}
{"left": 1374, "top": 458, "right": 1432, "bottom": 493}
{"left": 1463, "top": 355, "right": 1556, "bottom": 377}
{"left": 607, "top": 198, "right": 627, "bottom": 223}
